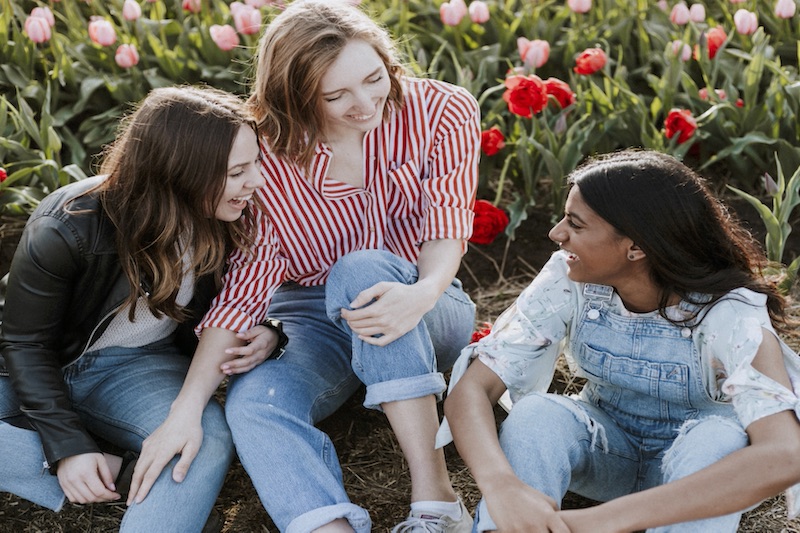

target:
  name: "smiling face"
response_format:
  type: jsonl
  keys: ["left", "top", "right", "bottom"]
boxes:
{"left": 319, "top": 39, "right": 391, "bottom": 142}
{"left": 548, "top": 186, "right": 636, "bottom": 286}
{"left": 214, "top": 125, "right": 264, "bottom": 222}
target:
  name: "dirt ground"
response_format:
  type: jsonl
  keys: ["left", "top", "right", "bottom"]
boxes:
{"left": 2, "top": 200, "right": 800, "bottom": 531}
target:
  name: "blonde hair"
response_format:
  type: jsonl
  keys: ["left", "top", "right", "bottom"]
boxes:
{"left": 97, "top": 85, "right": 258, "bottom": 321}
{"left": 248, "top": 0, "right": 405, "bottom": 169}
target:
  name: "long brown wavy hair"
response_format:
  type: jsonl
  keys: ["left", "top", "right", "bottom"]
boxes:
{"left": 248, "top": 0, "right": 406, "bottom": 170}
{"left": 95, "top": 85, "right": 258, "bottom": 321}
{"left": 570, "top": 149, "right": 788, "bottom": 331}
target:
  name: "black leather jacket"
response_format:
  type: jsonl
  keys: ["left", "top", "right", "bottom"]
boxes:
{"left": 0, "top": 176, "right": 217, "bottom": 470}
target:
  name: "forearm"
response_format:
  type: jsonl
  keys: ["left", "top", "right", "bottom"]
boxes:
{"left": 445, "top": 361, "right": 516, "bottom": 492}
{"left": 415, "top": 238, "right": 463, "bottom": 301}
{"left": 169, "top": 327, "right": 243, "bottom": 417}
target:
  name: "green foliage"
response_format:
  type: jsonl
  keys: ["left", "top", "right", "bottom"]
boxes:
{"left": 729, "top": 159, "right": 800, "bottom": 293}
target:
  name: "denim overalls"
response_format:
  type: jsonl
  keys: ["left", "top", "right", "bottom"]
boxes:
{"left": 476, "top": 284, "right": 750, "bottom": 532}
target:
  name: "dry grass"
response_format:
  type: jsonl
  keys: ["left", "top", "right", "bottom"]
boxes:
{"left": 3, "top": 268, "right": 800, "bottom": 531}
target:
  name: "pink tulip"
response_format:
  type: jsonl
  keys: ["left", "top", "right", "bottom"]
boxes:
{"left": 210, "top": 24, "right": 239, "bottom": 51}
{"left": 122, "top": 0, "right": 142, "bottom": 21}
{"left": 567, "top": 0, "right": 591, "bottom": 13}
{"left": 115, "top": 44, "right": 139, "bottom": 68}
{"left": 670, "top": 40, "right": 691, "bottom": 62}
{"left": 88, "top": 18, "right": 117, "bottom": 46}
{"left": 24, "top": 16, "right": 51, "bottom": 43}
{"left": 657, "top": 0, "right": 669, "bottom": 11}
{"left": 468, "top": 1, "right": 490, "bottom": 23}
{"left": 245, "top": 0, "right": 270, "bottom": 6}
{"left": 31, "top": 7, "right": 55, "bottom": 27}
{"left": 440, "top": 0, "right": 466, "bottom": 26}
{"left": 775, "top": 0, "right": 797, "bottom": 19}
{"left": 231, "top": 2, "right": 261, "bottom": 34}
{"left": 517, "top": 38, "right": 550, "bottom": 69}
{"left": 733, "top": 9, "right": 758, "bottom": 35}
{"left": 670, "top": 3, "right": 690, "bottom": 25}
{"left": 182, "top": 0, "right": 202, "bottom": 13}
{"left": 688, "top": 4, "right": 705, "bottom": 22}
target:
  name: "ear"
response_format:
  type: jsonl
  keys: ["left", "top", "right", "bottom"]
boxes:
{"left": 626, "top": 243, "right": 646, "bottom": 262}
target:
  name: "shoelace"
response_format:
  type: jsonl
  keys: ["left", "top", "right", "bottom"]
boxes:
{"left": 392, "top": 515, "right": 448, "bottom": 533}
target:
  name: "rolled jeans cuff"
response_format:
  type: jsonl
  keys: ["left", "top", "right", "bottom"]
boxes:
{"left": 286, "top": 502, "right": 371, "bottom": 533}
{"left": 363, "top": 372, "right": 446, "bottom": 411}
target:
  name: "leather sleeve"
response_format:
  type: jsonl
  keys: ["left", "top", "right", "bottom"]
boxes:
{"left": 1, "top": 214, "right": 100, "bottom": 470}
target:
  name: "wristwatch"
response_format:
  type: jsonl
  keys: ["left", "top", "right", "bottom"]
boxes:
{"left": 261, "top": 317, "right": 289, "bottom": 359}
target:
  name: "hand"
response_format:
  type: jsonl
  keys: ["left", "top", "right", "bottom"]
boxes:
{"left": 57, "top": 452, "right": 120, "bottom": 504}
{"left": 340, "top": 282, "right": 434, "bottom": 346}
{"left": 220, "top": 325, "right": 276, "bottom": 375}
{"left": 126, "top": 412, "right": 202, "bottom": 505}
{"left": 483, "top": 477, "right": 570, "bottom": 533}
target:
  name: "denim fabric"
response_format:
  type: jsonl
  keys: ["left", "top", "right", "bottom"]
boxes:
{"left": 225, "top": 249, "right": 475, "bottom": 532}
{"left": 476, "top": 284, "right": 747, "bottom": 533}
{"left": 0, "top": 338, "right": 234, "bottom": 533}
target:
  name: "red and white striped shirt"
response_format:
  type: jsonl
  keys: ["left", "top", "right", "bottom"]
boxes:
{"left": 199, "top": 77, "right": 481, "bottom": 332}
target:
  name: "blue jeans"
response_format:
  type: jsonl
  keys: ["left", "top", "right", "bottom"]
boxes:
{"left": 225, "top": 250, "right": 476, "bottom": 532}
{"left": 473, "top": 393, "right": 748, "bottom": 532}
{"left": 475, "top": 283, "right": 748, "bottom": 532}
{"left": 0, "top": 338, "right": 234, "bottom": 533}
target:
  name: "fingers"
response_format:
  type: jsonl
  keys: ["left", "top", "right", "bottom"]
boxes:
{"left": 348, "top": 282, "right": 389, "bottom": 309}
{"left": 171, "top": 442, "right": 199, "bottom": 484}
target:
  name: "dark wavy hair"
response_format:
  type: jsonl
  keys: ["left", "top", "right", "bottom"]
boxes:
{"left": 569, "top": 149, "right": 787, "bottom": 330}
{"left": 247, "top": 0, "right": 406, "bottom": 170}
{"left": 93, "top": 85, "right": 258, "bottom": 321}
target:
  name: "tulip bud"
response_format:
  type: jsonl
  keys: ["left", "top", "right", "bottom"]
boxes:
{"left": 670, "top": 40, "right": 691, "bottom": 62}
{"left": 210, "top": 24, "right": 240, "bottom": 51}
{"left": 468, "top": 1, "right": 490, "bottom": 24}
{"left": 670, "top": 2, "right": 690, "bottom": 25}
{"left": 518, "top": 38, "right": 550, "bottom": 69}
{"left": 733, "top": 9, "right": 758, "bottom": 35}
{"left": 774, "top": 0, "right": 797, "bottom": 19}
{"left": 115, "top": 44, "right": 140, "bottom": 68}
{"left": 122, "top": 0, "right": 142, "bottom": 21}
{"left": 24, "top": 15, "right": 52, "bottom": 43}
{"left": 688, "top": 4, "right": 705, "bottom": 22}
{"left": 31, "top": 7, "right": 55, "bottom": 27}
{"left": 763, "top": 173, "right": 779, "bottom": 196}
{"left": 88, "top": 18, "right": 117, "bottom": 46}
{"left": 567, "top": 0, "right": 591, "bottom": 13}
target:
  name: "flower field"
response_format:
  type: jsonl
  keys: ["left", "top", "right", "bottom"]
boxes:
{"left": 3, "top": 0, "right": 800, "bottom": 530}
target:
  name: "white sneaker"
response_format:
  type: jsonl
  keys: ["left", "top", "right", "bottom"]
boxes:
{"left": 391, "top": 499, "right": 473, "bottom": 533}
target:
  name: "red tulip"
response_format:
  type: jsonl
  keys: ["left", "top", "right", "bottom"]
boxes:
{"left": 502, "top": 74, "right": 547, "bottom": 118}
{"left": 0, "top": 168, "right": 7, "bottom": 183}
{"left": 543, "top": 77, "right": 575, "bottom": 109}
{"left": 573, "top": 48, "right": 606, "bottom": 75}
{"left": 480, "top": 127, "right": 505, "bottom": 156}
{"left": 471, "top": 322, "right": 493, "bottom": 343}
{"left": 470, "top": 200, "right": 509, "bottom": 245}
{"left": 664, "top": 108, "right": 697, "bottom": 144}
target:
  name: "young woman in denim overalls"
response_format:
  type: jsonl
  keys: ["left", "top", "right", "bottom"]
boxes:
{"left": 443, "top": 150, "right": 800, "bottom": 532}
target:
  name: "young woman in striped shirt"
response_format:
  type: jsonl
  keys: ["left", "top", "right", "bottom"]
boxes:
{"left": 197, "top": 0, "right": 480, "bottom": 530}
